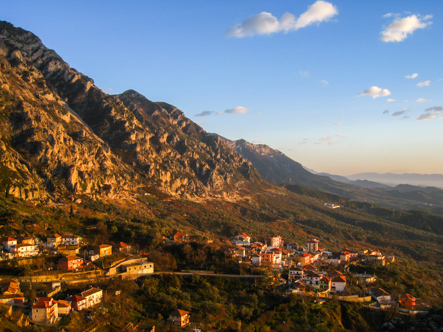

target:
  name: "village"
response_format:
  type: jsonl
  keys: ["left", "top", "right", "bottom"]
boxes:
{"left": 0, "top": 231, "right": 431, "bottom": 330}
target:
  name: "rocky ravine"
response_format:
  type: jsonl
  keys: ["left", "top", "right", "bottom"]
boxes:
{"left": 0, "top": 21, "right": 261, "bottom": 202}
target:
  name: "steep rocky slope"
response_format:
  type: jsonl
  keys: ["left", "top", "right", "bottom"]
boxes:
{"left": 0, "top": 21, "right": 261, "bottom": 202}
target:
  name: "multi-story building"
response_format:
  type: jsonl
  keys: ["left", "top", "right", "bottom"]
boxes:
{"left": 31, "top": 297, "right": 58, "bottom": 324}
{"left": 307, "top": 239, "right": 319, "bottom": 253}
{"left": 58, "top": 255, "right": 84, "bottom": 271}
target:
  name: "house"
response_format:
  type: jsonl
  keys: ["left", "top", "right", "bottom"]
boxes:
{"left": 173, "top": 232, "right": 187, "bottom": 243}
{"left": 114, "top": 242, "right": 131, "bottom": 253}
{"left": 31, "top": 297, "right": 58, "bottom": 324}
{"left": 168, "top": 309, "right": 190, "bottom": 328}
{"left": 61, "top": 234, "right": 81, "bottom": 246}
{"left": 45, "top": 234, "right": 62, "bottom": 249}
{"left": 57, "top": 300, "right": 71, "bottom": 315}
{"left": 298, "top": 253, "right": 311, "bottom": 265}
{"left": 371, "top": 288, "right": 391, "bottom": 304}
{"left": 0, "top": 237, "right": 17, "bottom": 252}
{"left": 82, "top": 246, "right": 100, "bottom": 261}
{"left": 107, "top": 257, "right": 154, "bottom": 276}
{"left": 95, "top": 244, "right": 112, "bottom": 257}
{"left": 307, "top": 239, "right": 319, "bottom": 253}
{"left": 399, "top": 293, "right": 416, "bottom": 310}
{"left": 232, "top": 233, "right": 250, "bottom": 246}
{"left": 289, "top": 267, "right": 304, "bottom": 281}
{"left": 356, "top": 273, "right": 377, "bottom": 283}
{"left": 286, "top": 242, "right": 299, "bottom": 251}
{"left": 81, "top": 287, "right": 103, "bottom": 308}
{"left": 292, "top": 281, "right": 307, "bottom": 293}
{"left": 269, "top": 235, "right": 283, "bottom": 248}
{"left": 304, "top": 271, "right": 323, "bottom": 288}
{"left": 11, "top": 243, "right": 39, "bottom": 258}
{"left": 235, "top": 247, "right": 246, "bottom": 258}
{"left": 0, "top": 279, "right": 24, "bottom": 306}
{"left": 66, "top": 295, "right": 87, "bottom": 311}
{"left": 58, "top": 255, "right": 84, "bottom": 271}
{"left": 331, "top": 276, "right": 347, "bottom": 293}
{"left": 17, "top": 237, "right": 35, "bottom": 245}
{"left": 340, "top": 251, "right": 351, "bottom": 263}
{"left": 251, "top": 254, "right": 262, "bottom": 266}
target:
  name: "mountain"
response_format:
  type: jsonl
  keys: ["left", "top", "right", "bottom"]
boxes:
{"left": 224, "top": 138, "right": 443, "bottom": 214}
{"left": 347, "top": 172, "right": 443, "bottom": 188}
{"left": 0, "top": 21, "right": 261, "bottom": 202}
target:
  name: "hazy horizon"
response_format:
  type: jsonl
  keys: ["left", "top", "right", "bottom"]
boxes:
{"left": 4, "top": 1, "right": 442, "bottom": 176}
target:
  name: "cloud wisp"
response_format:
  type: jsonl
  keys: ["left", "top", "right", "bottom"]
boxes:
{"left": 416, "top": 98, "right": 429, "bottom": 103}
{"left": 226, "top": 0, "right": 338, "bottom": 38}
{"left": 417, "top": 80, "right": 430, "bottom": 87}
{"left": 416, "top": 106, "right": 443, "bottom": 121}
{"left": 381, "top": 14, "right": 432, "bottom": 42}
{"left": 357, "top": 86, "right": 391, "bottom": 99}
{"left": 405, "top": 73, "right": 418, "bottom": 79}
{"left": 385, "top": 98, "right": 396, "bottom": 103}
{"left": 195, "top": 106, "right": 249, "bottom": 117}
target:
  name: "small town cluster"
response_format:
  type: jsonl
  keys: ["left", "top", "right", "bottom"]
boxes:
{"left": 0, "top": 233, "right": 155, "bottom": 328}
{"left": 229, "top": 233, "right": 427, "bottom": 313}
{"left": 0, "top": 231, "right": 428, "bottom": 329}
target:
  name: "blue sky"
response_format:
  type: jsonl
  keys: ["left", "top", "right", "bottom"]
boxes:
{"left": 3, "top": 0, "right": 443, "bottom": 175}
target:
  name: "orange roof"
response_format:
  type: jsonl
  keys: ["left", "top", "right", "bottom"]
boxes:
{"left": 300, "top": 253, "right": 310, "bottom": 257}
{"left": 174, "top": 232, "right": 186, "bottom": 237}
{"left": 116, "top": 242, "right": 130, "bottom": 247}
{"left": 343, "top": 251, "right": 350, "bottom": 255}
{"left": 332, "top": 276, "right": 347, "bottom": 283}
{"left": 170, "top": 309, "right": 189, "bottom": 317}
{"left": 0, "top": 237, "right": 17, "bottom": 242}
{"left": 241, "top": 232, "right": 249, "bottom": 238}
{"left": 400, "top": 293, "right": 416, "bottom": 300}
{"left": 66, "top": 295, "right": 86, "bottom": 302}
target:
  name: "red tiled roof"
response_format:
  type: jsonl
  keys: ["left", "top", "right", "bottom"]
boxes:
{"left": 170, "top": 309, "right": 189, "bottom": 317}
{"left": 66, "top": 295, "right": 86, "bottom": 302}
{"left": 241, "top": 232, "right": 249, "bottom": 238}
{"left": 332, "top": 276, "right": 347, "bottom": 283}
{"left": 174, "top": 232, "right": 185, "bottom": 237}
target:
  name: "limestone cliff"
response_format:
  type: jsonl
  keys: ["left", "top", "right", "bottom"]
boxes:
{"left": 0, "top": 21, "right": 261, "bottom": 202}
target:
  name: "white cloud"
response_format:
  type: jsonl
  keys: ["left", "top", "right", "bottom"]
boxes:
{"left": 385, "top": 98, "right": 396, "bottom": 103}
{"left": 357, "top": 86, "right": 391, "bottom": 99}
{"left": 300, "top": 70, "right": 310, "bottom": 77}
{"left": 405, "top": 73, "right": 418, "bottom": 79}
{"left": 417, "top": 80, "right": 430, "bottom": 87}
{"left": 336, "top": 134, "right": 345, "bottom": 138}
{"left": 381, "top": 14, "right": 432, "bottom": 42}
{"left": 256, "top": 112, "right": 262, "bottom": 116}
{"left": 333, "top": 122, "right": 342, "bottom": 125}
{"left": 416, "top": 98, "right": 429, "bottom": 103}
{"left": 320, "top": 79, "right": 329, "bottom": 85}
{"left": 417, "top": 112, "right": 439, "bottom": 121}
{"left": 224, "top": 106, "right": 249, "bottom": 114}
{"left": 225, "top": 0, "right": 338, "bottom": 38}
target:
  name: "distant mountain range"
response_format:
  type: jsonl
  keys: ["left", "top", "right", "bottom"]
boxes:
{"left": 225, "top": 138, "right": 443, "bottom": 215}
{"left": 345, "top": 172, "right": 443, "bottom": 188}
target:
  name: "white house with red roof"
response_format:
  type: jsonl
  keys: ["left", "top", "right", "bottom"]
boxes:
{"left": 331, "top": 276, "right": 347, "bottom": 293}
{"left": 31, "top": 297, "right": 58, "bottom": 324}
{"left": 340, "top": 251, "right": 351, "bottom": 263}
{"left": 0, "top": 237, "right": 17, "bottom": 252}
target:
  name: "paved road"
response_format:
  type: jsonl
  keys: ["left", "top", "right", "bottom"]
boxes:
{"left": 20, "top": 271, "right": 264, "bottom": 284}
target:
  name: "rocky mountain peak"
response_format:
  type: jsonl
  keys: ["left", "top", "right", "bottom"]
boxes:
{"left": 0, "top": 21, "right": 262, "bottom": 202}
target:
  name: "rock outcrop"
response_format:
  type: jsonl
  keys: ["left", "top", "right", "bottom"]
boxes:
{"left": 0, "top": 21, "right": 261, "bottom": 201}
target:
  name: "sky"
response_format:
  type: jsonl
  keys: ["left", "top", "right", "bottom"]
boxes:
{"left": 2, "top": 0, "right": 443, "bottom": 176}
